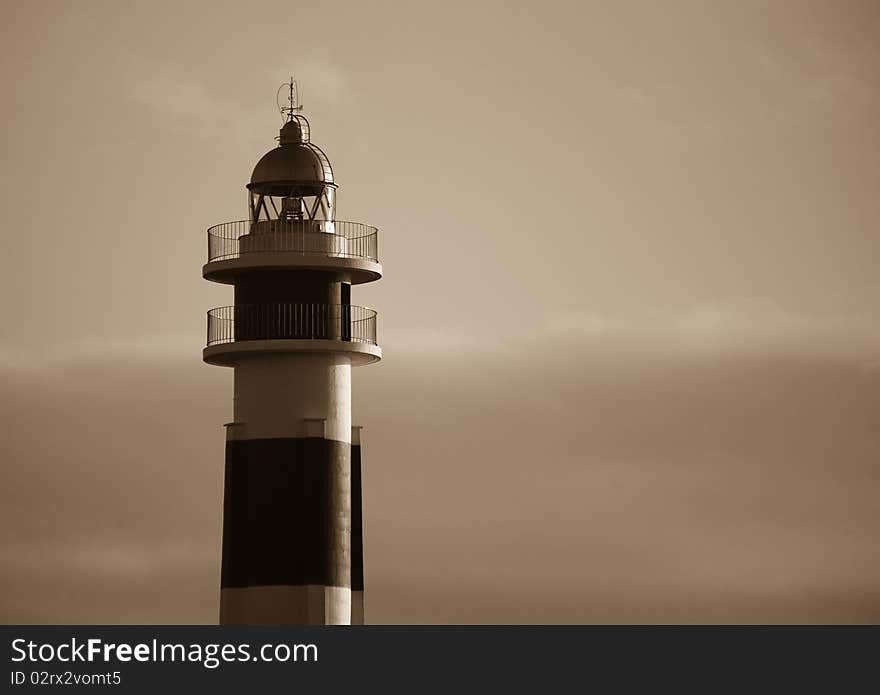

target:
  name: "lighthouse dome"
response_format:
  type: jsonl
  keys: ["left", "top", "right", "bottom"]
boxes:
{"left": 248, "top": 119, "right": 334, "bottom": 197}
{"left": 250, "top": 145, "right": 333, "bottom": 185}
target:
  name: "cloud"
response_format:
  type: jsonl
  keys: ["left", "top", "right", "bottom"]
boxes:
{"left": 248, "top": 58, "right": 353, "bottom": 114}
{"left": 3, "top": 300, "right": 877, "bottom": 373}
{"left": 4, "top": 333, "right": 879, "bottom": 623}
{"left": 124, "top": 62, "right": 268, "bottom": 150}
{"left": 290, "top": 60, "right": 352, "bottom": 108}
{"left": 0, "top": 333, "right": 202, "bottom": 369}
{"left": 541, "top": 303, "right": 880, "bottom": 363}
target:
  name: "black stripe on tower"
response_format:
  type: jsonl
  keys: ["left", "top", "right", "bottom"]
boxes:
{"left": 221, "top": 437, "right": 351, "bottom": 589}
{"left": 351, "top": 441, "right": 363, "bottom": 593}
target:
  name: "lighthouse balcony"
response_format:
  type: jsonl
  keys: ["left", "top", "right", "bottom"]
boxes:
{"left": 203, "top": 220, "right": 382, "bottom": 284}
{"left": 203, "top": 303, "right": 381, "bottom": 366}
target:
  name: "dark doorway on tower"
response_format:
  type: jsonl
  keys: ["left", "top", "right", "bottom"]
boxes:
{"left": 341, "top": 282, "right": 351, "bottom": 342}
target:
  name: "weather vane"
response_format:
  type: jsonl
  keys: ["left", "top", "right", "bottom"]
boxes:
{"left": 276, "top": 77, "right": 302, "bottom": 122}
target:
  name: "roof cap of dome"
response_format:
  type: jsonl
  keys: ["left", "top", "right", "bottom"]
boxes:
{"left": 279, "top": 118, "right": 303, "bottom": 145}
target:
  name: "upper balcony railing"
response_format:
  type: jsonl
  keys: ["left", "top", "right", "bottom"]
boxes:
{"left": 207, "top": 220, "right": 378, "bottom": 263}
{"left": 207, "top": 303, "right": 378, "bottom": 347}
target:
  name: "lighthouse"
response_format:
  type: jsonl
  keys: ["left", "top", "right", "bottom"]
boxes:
{"left": 202, "top": 80, "right": 381, "bottom": 625}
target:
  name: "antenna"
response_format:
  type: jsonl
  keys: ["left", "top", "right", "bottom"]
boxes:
{"left": 276, "top": 77, "right": 303, "bottom": 122}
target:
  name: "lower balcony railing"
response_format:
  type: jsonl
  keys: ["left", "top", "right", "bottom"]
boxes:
{"left": 206, "top": 304, "right": 378, "bottom": 347}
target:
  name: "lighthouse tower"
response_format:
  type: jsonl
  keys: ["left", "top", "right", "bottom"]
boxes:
{"left": 202, "top": 81, "right": 381, "bottom": 625}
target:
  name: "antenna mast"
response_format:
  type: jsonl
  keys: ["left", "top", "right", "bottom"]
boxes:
{"left": 277, "top": 76, "right": 302, "bottom": 122}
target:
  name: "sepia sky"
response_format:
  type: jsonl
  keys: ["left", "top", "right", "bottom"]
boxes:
{"left": 1, "top": 0, "right": 879, "bottom": 623}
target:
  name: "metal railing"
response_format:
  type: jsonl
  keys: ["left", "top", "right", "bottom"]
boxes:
{"left": 206, "top": 220, "right": 378, "bottom": 263}
{"left": 207, "top": 304, "right": 378, "bottom": 347}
